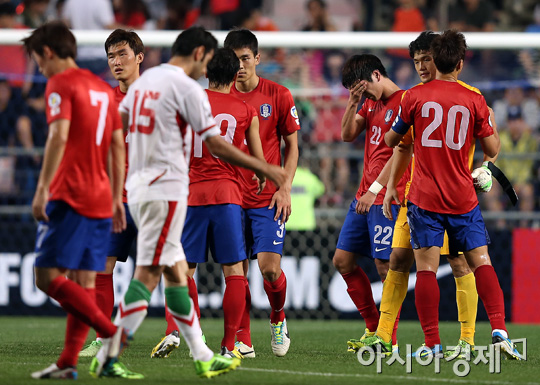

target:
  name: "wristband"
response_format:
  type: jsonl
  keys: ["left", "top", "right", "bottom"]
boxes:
{"left": 368, "top": 181, "right": 383, "bottom": 195}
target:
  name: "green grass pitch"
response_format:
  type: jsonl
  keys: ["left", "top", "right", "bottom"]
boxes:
{"left": 1, "top": 317, "right": 539, "bottom": 384}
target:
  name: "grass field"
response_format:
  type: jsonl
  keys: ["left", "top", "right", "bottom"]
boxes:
{"left": 1, "top": 317, "right": 539, "bottom": 384}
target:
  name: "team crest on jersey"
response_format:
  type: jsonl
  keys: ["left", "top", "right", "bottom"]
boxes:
{"left": 260, "top": 103, "right": 272, "bottom": 119}
{"left": 384, "top": 109, "right": 394, "bottom": 123}
{"left": 48, "top": 92, "right": 61, "bottom": 117}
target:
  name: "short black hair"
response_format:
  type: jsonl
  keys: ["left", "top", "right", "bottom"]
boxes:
{"left": 22, "top": 21, "right": 77, "bottom": 59}
{"left": 171, "top": 26, "right": 217, "bottom": 58}
{"left": 207, "top": 48, "right": 240, "bottom": 88}
{"left": 341, "top": 54, "right": 388, "bottom": 89}
{"left": 224, "top": 28, "right": 258, "bottom": 56}
{"left": 408, "top": 30, "right": 438, "bottom": 58}
{"left": 105, "top": 29, "right": 145, "bottom": 56}
{"left": 431, "top": 29, "right": 467, "bottom": 75}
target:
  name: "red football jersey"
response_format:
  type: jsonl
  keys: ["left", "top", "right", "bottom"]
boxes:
{"left": 398, "top": 79, "right": 494, "bottom": 214}
{"left": 188, "top": 90, "right": 257, "bottom": 206}
{"left": 230, "top": 77, "right": 300, "bottom": 208}
{"left": 356, "top": 90, "right": 409, "bottom": 205}
{"left": 113, "top": 86, "right": 129, "bottom": 203}
{"left": 45, "top": 68, "right": 122, "bottom": 218}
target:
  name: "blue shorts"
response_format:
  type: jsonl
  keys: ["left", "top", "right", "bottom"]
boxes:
{"left": 407, "top": 202, "right": 490, "bottom": 252}
{"left": 34, "top": 201, "right": 112, "bottom": 271}
{"left": 107, "top": 203, "right": 137, "bottom": 262}
{"left": 243, "top": 206, "right": 285, "bottom": 258}
{"left": 336, "top": 200, "right": 399, "bottom": 261}
{"left": 183, "top": 204, "right": 247, "bottom": 264}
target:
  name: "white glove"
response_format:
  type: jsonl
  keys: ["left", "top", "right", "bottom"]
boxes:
{"left": 472, "top": 161, "right": 493, "bottom": 193}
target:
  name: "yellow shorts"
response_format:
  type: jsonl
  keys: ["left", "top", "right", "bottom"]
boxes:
{"left": 391, "top": 201, "right": 461, "bottom": 255}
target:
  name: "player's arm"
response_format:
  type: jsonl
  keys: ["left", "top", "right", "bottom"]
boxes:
{"left": 472, "top": 107, "right": 500, "bottom": 193}
{"left": 383, "top": 142, "right": 413, "bottom": 220}
{"left": 341, "top": 81, "right": 367, "bottom": 142}
{"left": 110, "top": 126, "right": 126, "bottom": 233}
{"left": 385, "top": 116, "right": 409, "bottom": 147}
{"left": 32, "top": 119, "right": 70, "bottom": 221}
{"left": 204, "top": 134, "right": 287, "bottom": 188}
{"left": 269, "top": 131, "right": 298, "bottom": 223}
{"left": 355, "top": 153, "right": 395, "bottom": 215}
{"left": 245, "top": 115, "right": 266, "bottom": 194}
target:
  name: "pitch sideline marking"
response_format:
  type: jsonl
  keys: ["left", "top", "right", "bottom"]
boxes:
{"left": 239, "top": 367, "right": 536, "bottom": 385}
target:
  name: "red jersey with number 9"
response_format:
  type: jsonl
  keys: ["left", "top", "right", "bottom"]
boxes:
{"left": 398, "top": 79, "right": 494, "bottom": 214}
{"left": 45, "top": 68, "right": 121, "bottom": 218}
{"left": 356, "top": 90, "right": 408, "bottom": 205}
{"left": 188, "top": 90, "right": 257, "bottom": 206}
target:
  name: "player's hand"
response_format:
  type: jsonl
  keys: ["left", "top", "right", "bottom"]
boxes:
{"left": 356, "top": 191, "right": 376, "bottom": 215}
{"left": 112, "top": 199, "right": 126, "bottom": 233}
{"left": 252, "top": 173, "right": 266, "bottom": 195}
{"left": 269, "top": 187, "right": 291, "bottom": 223}
{"left": 32, "top": 187, "right": 49, "bottom": 222}
{"left": 348, "top": 80, "right": 367, "bottom": 104}
{"left": 472, "top": 162, "right": 493, "bottom": 193}
{"left": 263, "top": 164, "right": 287, "bottom": 188}
{"left": 383, "top": 185, "right": 401, "bottom": 220}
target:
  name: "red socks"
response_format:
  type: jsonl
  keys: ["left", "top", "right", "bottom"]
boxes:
{"left": 236, "top": 277, "right": 252, "bottom": 346}
{"left": 47, "top": 276, "right": 117, "bottom": 338}
{"left": 392, "top": 308, "right": 401, "bottom": 345}
{"left": 342, "top": 266, "right": 379, "bottom": 331}
{"left": 95, "top": 273, "right": 114, "bottom": 339}
{"left": 474, "top": 264, "right": 506, "bottom": 332}
{"left": 222, "top": 275, "right": 246, "bottom": 350}
{"left": 263, "top": 270, "right": 287, "bottom": 324}
{"left": 415, "top": 271, "right": 441, "bottom": 347}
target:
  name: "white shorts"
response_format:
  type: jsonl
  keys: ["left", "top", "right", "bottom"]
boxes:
{"left": 128, "top": 200, "right": 187, "bottom": 267}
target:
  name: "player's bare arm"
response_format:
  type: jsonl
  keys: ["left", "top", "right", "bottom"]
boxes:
{"left": 32, "top": 119, "right": 70, "bottom": 222}
{"left": 472, "top": 107, "right": 500, "bottom": 193}
{"left": 341, "top": 80, "right": 367, "bottom": 142}
{"left": 204, "top": 134, "right": 287, "bottom": 187}
{"left": 269, "top": 131, "right": 298, "bottom": 223}
{"left": 383, "top": 142, "right": 413, "bottom": 220}
{"left": 110, "top": 129, "right": 126, "bottom": 233}
{"left": 245, "top": 115, "right": 266, "bottom": 194}
{"left": 356, "top": 151, "right": 395, "bottom": 215}
{"left": 385, "top": 129, "right": 404, "bottom": 148}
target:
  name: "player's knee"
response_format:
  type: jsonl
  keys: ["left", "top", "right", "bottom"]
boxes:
{"left": 332, "top": 255, "right": 354, "bottom": 274}
{"left": 448, "top": 256, "right": 472, "bottom": 277}
{"left": 261, "top": 267, "right": 281, "bottom": 282}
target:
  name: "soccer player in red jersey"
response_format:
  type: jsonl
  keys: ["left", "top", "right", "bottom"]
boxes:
{"left": 155, "top": 47, "right": 267, "bottom": 359}
{"left": 334, "top": 54, "right": 409, "bottom": 352}
{"left": 387, "top": 29, "right": 522, "bottom": 360}
{"left": 24, "top": 21, "right": 127, "bottom": 379}
{"left": 79, "top": 29, "right": 145, "bottom": 361}
{"left": 224, "top": 29, "right": 300, "bottom": 357}
{"left": 91, "top": 27, "right": 286, "bottom": 379}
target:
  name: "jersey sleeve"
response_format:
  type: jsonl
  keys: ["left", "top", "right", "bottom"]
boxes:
{"left": 473, "top": 95, "right": 494, "bottom": 139}
{"left": 397, "top": 91, "right": 414, "bottom": 126}
{"left": 184, "top": 86, "right": 219, "bottom": 140}
{"left": 277, "top": 87, "right": 300, "bottom": 136}
{"left": 45, "top": 75, "right": 72, "bottom": 124}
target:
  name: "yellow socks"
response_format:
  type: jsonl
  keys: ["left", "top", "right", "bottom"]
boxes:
{"left": 455, "top": 272, "right": 478, "bottom": 345}
{"left": 378, "top": 269, "right": 409, "bottom": 343}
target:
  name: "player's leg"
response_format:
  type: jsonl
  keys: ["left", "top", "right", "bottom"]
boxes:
{"left": 236, "top": 258, "right": 253, "bottom": 355}
{"left": 221, "top": 262, "right": 246, "bottom": 357}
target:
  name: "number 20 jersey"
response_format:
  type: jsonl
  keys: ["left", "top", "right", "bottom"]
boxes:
{"left": 45, "top": 67, "right": 121, "bottom": 218}
{"left": 120, "top": 64, "right": 220, "bottom": 204}
{"left": 398, "top": 79, "right": 494, "bottom": 214}
{"left": 188, "top": 89, "right": 257, "bottom": 206}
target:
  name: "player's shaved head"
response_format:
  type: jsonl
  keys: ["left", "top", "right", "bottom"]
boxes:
{"left": 341, "top": 53, "right": 388, "bottom": 89}
{"left": 207, "top": 48, "right": 240, "bottom": 88}
{"left": 409, "top": 30, "right": 438, "bottom": 58}
{"left": 224, "top": 28, "right": 259, "bottom": 56}
{"left": 431, "top": 29, "right": 467, "bottom": 74}
{"left": 22, "top": 20, "right": 76, "bottom": 59}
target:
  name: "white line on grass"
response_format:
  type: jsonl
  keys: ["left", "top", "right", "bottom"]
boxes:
{"left": 239, "top": 367, "right": 536, "bottom": 385}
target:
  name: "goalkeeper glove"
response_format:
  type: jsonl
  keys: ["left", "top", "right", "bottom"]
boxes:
{"left": 471, "top": 161, "right": 493, "bottom": 193}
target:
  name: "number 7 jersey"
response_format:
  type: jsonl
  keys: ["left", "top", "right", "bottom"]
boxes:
{"left": 119, "top": 64, "right": 220, "bottom": 204}
{"left": 398, "top": 79, "right": 494, "bottom": 214}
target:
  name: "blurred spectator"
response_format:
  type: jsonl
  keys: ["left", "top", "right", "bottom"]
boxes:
{"left": 449, "top": 0, "right": 495, "bottom": 32}
{"left": 287, "top": 163, "right": 325, "bottom": 231}
{"left": 518, "top": 4, "right": 540, "bottom": 81}
{"left": 210, "top": 0, "right": 241, "bottom": 30}
{"left": 493, "top": 86, "right": 539, "bottom": 133}
{"left": 160, "top": 0, "right": 200, "bottom": 30}
{"left": 236, "top": 7, "right": 279, "bottom": 31}
{"left": 301, "top": 0, "right": 336, "bottom": 32}
{"left": 0, "top": 2, "right": 29, "bottom": 87}
{"left": 483, "top": 106, "right": 538, "bottom": 228}
{"left": 21, "top": 0, "right": 49, "bottom": 28}
{"left": 113, "top": 0, "right": 150, "bottom": 29}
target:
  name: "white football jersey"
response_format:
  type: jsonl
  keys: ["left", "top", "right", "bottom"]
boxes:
{"left": 120, "top": 64, "right": 220, "bottom": 203}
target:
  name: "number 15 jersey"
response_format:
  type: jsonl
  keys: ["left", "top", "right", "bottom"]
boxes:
{"left": 120, "top": 64, "right": 220, "bottom": 204}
